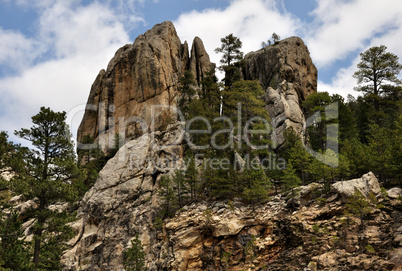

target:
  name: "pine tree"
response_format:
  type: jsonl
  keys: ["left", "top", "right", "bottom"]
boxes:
{"left": 281, "top": 162, "right": 302, "bottom": 209}
{"left": 241, "top": 167, "right": 271, "bottom": 206}
{"left": 215, "top": 33, "right": 243, "bottom": 88}
{"left": 13, "top": 107, "right": 83, "bottom": 269}
{"left": 353, "top": 45, "right": 402, "bottom": 124}
{"left": 184, "top": 156, "right": 198, "bottom": 202}
{"left": 0, "top": 211, "right": 33, "bottom": 270}
{"left": 158, "top": 175, "right": 178, "bottom": 218}
{"left": 288, "top": 140, "right": 313, "bottom": 185}
{"left": 179, "top": 70, "right": 197, "bottom": 111}
{"left": 123, "top": 233, "right": 146, "bottom": 271}
{"left": 303, "top": 92, "right": 333, "bottom": 152}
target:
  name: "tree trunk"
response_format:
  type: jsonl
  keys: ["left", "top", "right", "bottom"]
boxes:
{"left": 33, "top": 198, "right": 46, "bottom": 269}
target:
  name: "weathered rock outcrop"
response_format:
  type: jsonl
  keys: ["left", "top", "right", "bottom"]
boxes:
{"left": 62, "top": 122, "right": 184, "bottom": 270}
{"left": 64, "top": 21, "right": 402, "bottom": 271}
{"left": 331, "top": 172, "right": 381, "bottom": 202}
{"left": 62, "top": 168, "right": 402, "bottom": 270}
{"left": 77, "top": 21, "right": 214, "bottom": 152}
{"left": 242, "top": 37, "right": 317, "bottom": 148}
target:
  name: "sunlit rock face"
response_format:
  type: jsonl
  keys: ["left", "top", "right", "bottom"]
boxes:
{"left": 77, "top": 21, "right": 214, "bottom": 153}
{"left": 242, "top": 36, "right": 317, "bottom": 148}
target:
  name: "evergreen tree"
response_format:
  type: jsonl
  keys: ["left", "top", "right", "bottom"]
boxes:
{"left": 331, "top": 94, "right": 358, "bottom": 145}
{"left": 241, "top": 167, "right": 271, "bottom": 205}
{"left": 288, "top": 140, "right": 313, "bottom": 185}
{"left": 179, "top": 70, "right": 197, "bottom": 111}
{"left": 172, "top": 169, "right": 185, "bottom": 208}
{"left": 271, "top": 33, "right": 280, "bottom": 43}
{"left": 353, "top": 45, "right": 402, "bottom": 123}
{"left": 215, "top": 33, "right": 243, "bottom": 87}
{"left": 123, "top": 233, "right": 146, "bottom": 271}
{"left": 184, "top": 156, "right": 198, "bottom": 202}
{"left": 303, "top": 92, "right": 334, "bottom": 152}
{"left": 13, "top": 107, "right": 82, "bottom": 269}
{"left": 200, "top": 71, "right": 221, "bottom": 113}
{"left": 281, "top": 162, "right": 302, "bottom": 209}
{"left": 158, "top": 175, "right": 178, "bottom": 218}
{"left": 366, "top": 124, "right": 393, "bottom": 182}
{"left": 0, "top": 211, "right": 32, "bottom": 270}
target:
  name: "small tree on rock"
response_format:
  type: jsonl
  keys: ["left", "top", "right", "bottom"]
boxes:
{"left": 124, "top": 233, "right": 146, "bottom": 271}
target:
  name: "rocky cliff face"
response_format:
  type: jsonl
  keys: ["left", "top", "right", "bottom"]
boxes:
{"left": 62, "top": 22, "right": 359, "bottom": 271}
{"left": 62, "top": 152, "right": 402, "bottom": 271}
{"left": 77, "top": 21, "right": 214, "bottom": 152}
{"left": 242, "top": 37, "right": 317, "bottom": 148}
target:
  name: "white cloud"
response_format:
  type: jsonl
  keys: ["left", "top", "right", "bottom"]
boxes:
{"left": 318, "top": 65, "right": 360, "bottom": 98}
{"left": 0, "top": 1, "right": 133, "bottom": 144}
{"left": 307, "top": 0, "right": 402, "bottom": 68}
{"left": 2, "top": 0, "right": 402, "bottom": 145}
{"left": 174, "top": 0, "right": 301, "bottom": 71}
{"left": 0, "top": 28, "right": 42, "bottom": 73}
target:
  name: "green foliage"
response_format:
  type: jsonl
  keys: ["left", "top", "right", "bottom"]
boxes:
{"left": 0, "top": 212, "right": 33, "bottom": 270}
{"left": 184, "top": 155, "right": 198, "bottom": 202}
{"left": 345, "top": 190, "right": 372, "bottom": 224}
{"left": 353, "top": 45, "right": 402, "bottom": 124}
{"left": 215, "top": 33, "right": 243, "bottom": 67}
{"left": 353, "top": 45, "right": 402, "bottom": 96}
{"left": 312, "top": 224, "right": 320, "bottom": 234}
{"left": 243, "top": 235, "right": 257, "bottom": 262}
{"left": 123, "top": 234, "right": 146, "bottom": 271}
{"left": 179, "top": 70, "right": 197, "bottom": 111}
{"left": 281, "top": 162, "right": 302, "bottom": 200}
{"left": 366, "top": 244, "right": 376, "bottom": 254}
{"left": 215, "top": 33, "right": 243, "bottom": 87}
{"left": 271, "top": 33, "right": 281, "bottom": 43}
{"left": 261, "top": 32, "right": 281, "bottom": 47}
{"left": 12, "top": 107, "right": 83, "bottom": 269}
{"left": 241, "top": 167, "right": 271, "bottom": 205}
{"left": 303, "top": 91, "right": 335, "bottom": 152}
{"left": 158, "top": 175, "right": 178, "bottom": 218}
{"left": 202, "top": 208, "right": 213, "bottom": 226}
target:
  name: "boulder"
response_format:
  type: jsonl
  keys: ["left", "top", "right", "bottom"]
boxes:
{"left": 331, "top": 172, "right": 381, "bottom": 202}
{"left": 286, "top": 182, "right": 323, "bottom": 207}
{"left": 387, "top": 187, "right": 402, "bottom": 199}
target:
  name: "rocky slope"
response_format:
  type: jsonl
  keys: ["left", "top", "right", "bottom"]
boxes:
{"left": 62, "top": 154, "right": 402, "bottom": 271}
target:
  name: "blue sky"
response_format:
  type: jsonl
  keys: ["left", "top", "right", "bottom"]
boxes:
{"left": 0, "top": 0, "right": 401, "bottom": 145}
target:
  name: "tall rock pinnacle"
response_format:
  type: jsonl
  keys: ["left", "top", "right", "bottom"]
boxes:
{"left": 242, "top": 37, "right": 318, "bottom": 148}
{"left": 77, "top": 21, "right": 214, "bottom": 152}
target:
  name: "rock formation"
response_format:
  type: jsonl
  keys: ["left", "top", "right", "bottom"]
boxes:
{"left": 62, "top": 152, "right": 402, "bottom": 271}
{"left": 62, "top": 22, "right": 402, "bottom": 271}
{"left": 77, "top": 21, "right": 214, "bottom": 152}
{"left": 62, "top": 123, "right": 185, "bottom": 270}
{"left": 242, "top": 37, "right": 317, "bottom": 148}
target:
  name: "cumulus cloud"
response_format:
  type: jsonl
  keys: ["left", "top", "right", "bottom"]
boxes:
{"left": 0, "top": 1, "right": 133, "bottom": 143}
{"left": 305, "top": 0, "right": 402, "bottom": 97}
{"left": 0, "top": 28, "right": 42, "bottom": 73}
{"left": 174, "top": 0, "right": 301, "bottom": 70}
{"left": 306, "top": 0, "right": 402, "bottom": 68}
{"left": 1, "top": 0, "right": 402, "bottom": 145}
